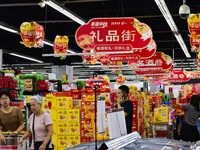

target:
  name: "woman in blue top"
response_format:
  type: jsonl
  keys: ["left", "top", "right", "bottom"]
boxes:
{"left": 177, "top": 94, "right": 200, "bottom": 143}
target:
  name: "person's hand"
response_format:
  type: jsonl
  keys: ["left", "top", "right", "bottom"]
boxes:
{"left": 18, "top": 138, "right": 23, "bottom": 145}
{"left": 39, "top": 143, "right": 47, "bottom": 150}
{"left": 116, "top": 96, "right": 124, "bottom": 104}
{"left": 10, "top": 131, "right": 18, "bottom": 136}
{"left": 0, "top": 133, "right": 6, "bottom": 144}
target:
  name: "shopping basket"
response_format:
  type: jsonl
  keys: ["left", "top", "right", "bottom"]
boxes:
{"left": 0, "top": 133, "right": 25, "bottom": 150}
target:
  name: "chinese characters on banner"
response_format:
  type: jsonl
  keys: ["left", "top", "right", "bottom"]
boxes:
{"left": 166, "top": 70, "right": 190, "bottom": 83}
{"left": 75, "top": 17, "right": 154, "bottom": 65}
{"left": 144, "top": 69, "right": 191, "bottom": 83}
{"left": 129, "top": 52, "right": 173, "bottom": 75}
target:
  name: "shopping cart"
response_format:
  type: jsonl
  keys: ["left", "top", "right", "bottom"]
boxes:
{"left": 0, "top": 132, "right": 27, "bottom": 150}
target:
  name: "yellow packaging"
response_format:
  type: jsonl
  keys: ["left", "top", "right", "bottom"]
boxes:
{"left": 57, "top": 136, "right": 68, "bottom": 149}
{"left": 68, "top": 136, "right": 80, "bottom": 147}
{"left": 57, "top": 123, "right": 68, "bottom": 136}
{"left": 68, "top": 123, "right": 80, "bottom": 136}
{"left": 24, "top": 84, "right": 33, "bottom": 91}
{"left": 52, "top": 134, "right": 57, "bottom": 149}
{"left": 153, "top": 106, "right": 169, "bottom": 123}
{"left": 68, "top": 109, "right": 80, "bottom": 123}
{"left": 23, "top": 79, "right": 33, "bottom": 84}
{"left": 57, "top": 110, "right": 68, "bottom": 123}
{"left": 51, "top": 110, "right": 58, "bottom": 122}
{"left": 25, "top": 95, "right": 32, "bottom": 103}
{"left": 57, "top": 97, "right": 72, "bottom": 110}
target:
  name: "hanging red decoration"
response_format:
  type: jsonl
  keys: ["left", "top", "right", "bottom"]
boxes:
{"left": 20, "top": 22, "right": 44, "bottom": 48}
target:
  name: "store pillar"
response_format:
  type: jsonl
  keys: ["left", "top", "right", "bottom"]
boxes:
{"left": 52, "top": 65, "right": 73, "bottom": 82}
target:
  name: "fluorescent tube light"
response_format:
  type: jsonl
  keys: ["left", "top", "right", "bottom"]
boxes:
{"left": 154, "top": 0, "right": 191, "bottom": 58}
{"left": 9, "top": 53, "right": 43, "bottom": 63}
{"left": 0, "top": 23, "right": 77, "bottom": 54}
{"left": 67, "top": 49, "right": 76, "bottom": 54}
{"left": 43, "top": 0, "right": 86, "bottom": 25}
{"left": 43, "top": 40, "right": 54, "bottom": 47}
{"left": 0, "top": 25, "right": 19, "bottom": 34}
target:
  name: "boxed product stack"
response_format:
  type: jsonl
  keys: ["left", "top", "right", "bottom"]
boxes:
{"left": 80, "top": 90, "right": 95, "bottom": 143}
{"left": 43, "top": 94, "right": 81, "bottom": 150}
{"left": 0, "top": 76, "right": 22, "bottom": 99}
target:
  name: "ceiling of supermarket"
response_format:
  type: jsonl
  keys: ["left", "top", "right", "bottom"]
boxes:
{"left": 0, "top": 0, "right": 199, "bottom": 77}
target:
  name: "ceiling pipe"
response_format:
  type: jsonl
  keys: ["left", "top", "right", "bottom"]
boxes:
{"left": 0, "top": 3, "right": 38, "bottom": 7}
{"left": 63, "top": 0, "right": 111, "bottom": 3}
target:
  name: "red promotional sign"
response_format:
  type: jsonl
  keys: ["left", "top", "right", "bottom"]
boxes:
{"left": 75, "top": 17, "right": 153, "bottom": 52}
{"left": 167, "top": 70, "right": 190, "bottom": 83}
{"left": 129, "top": 52, "right": 172, "bottom": 70}
{"left": 108, "top": 54, "right": 140, "bottom": 62}
{"left": 132, "top": 39, "right": 156, "bottom": 59}
{"left": 134, "top": 66, "right": 173, "bottom": 75}
{"left": 187, "top": 71, "right": 200, "bottom": 79}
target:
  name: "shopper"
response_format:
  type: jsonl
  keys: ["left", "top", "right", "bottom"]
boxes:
{"left": 0, "top": 90, "right": 25, "bottom": 144}
{"left": 115, "top": 85, "right": 133, "bottom": 134}
{"left": 19, "top": 95, "right": 53, "bottom": 150}
{"left": 176, "top": 94, "right": 200, "bottom": 143}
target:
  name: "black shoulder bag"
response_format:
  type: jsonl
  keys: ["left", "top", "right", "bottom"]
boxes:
{"left": 32, "top": 114, "right": 52, "bottom": 150}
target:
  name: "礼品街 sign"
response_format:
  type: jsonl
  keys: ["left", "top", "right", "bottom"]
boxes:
{"left": 75, "top": 17, "right": 153, "bottom": 52}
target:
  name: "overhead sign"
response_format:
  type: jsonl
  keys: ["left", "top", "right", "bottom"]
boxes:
{"left": 167, "top": 70, "right": 190, "bottom": 83}
{"left": 75, "top": 17, "right": 153, "bottom": 52}
{"left": 132, "top": 39, "right": 156, "bottom": 59}
{"left": 108, "top": 54, "right": 140, "bottom": 62}
{"left": 129, "top": 52, "right": 173, "bottom": 72}
{"left": 134, "top": 66, "right": 173, "bottom": 75}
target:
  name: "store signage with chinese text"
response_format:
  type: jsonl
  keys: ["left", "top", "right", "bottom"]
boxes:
{"left": 128, "top": 52, "right": 173, "bottom": 75}
{"left": 75, "top": 17, "right": 153, "bottom": 52}
{"left": 167, "top": 70, "right": 190, "bottom": 83}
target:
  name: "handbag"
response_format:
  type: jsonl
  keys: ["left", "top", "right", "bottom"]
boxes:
{"left": 32, "top": 114, "right": 52, "bottom": 150}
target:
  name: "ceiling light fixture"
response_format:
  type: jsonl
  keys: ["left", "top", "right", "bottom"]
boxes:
{"left": 0, "top": 25, "right": 19, "bottom": 34}
{"left": 43, "top": 40, "right": 76, "bottom": 53}
{"left": 43, "top": 0, "right": 86, "bottom": 25}
{"left": 154, "top": 0, "right": 191, "bottom": 58}
{"left": 9, "top": 53, "right": 43, "bottom": 63}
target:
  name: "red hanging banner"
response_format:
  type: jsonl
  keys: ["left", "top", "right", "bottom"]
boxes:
{"left": 75, "top": 17, "right": 153, "bottom": 52}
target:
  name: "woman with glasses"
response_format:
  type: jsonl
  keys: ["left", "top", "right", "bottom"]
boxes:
{"left": 0, "top": 90, "right": 25, "bottom": 144}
